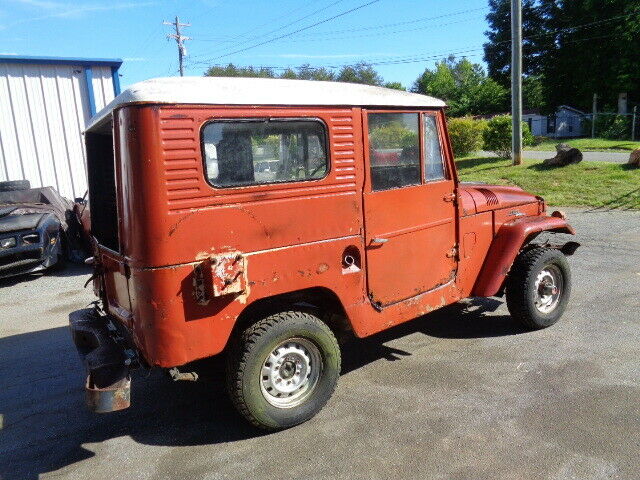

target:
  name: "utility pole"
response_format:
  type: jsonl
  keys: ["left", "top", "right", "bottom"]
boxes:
{"left": 511, "top": 0, "right": 523, "bottom": 166}
{"left": 164, "top": 16, "right": 191, "bottom": 76}
{"left": 591, "top": 93, "right": 598, "bottom": 138}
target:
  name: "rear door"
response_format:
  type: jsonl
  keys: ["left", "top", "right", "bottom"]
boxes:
{"left": 363, "top": 110, "right": 457, "bottom": 307}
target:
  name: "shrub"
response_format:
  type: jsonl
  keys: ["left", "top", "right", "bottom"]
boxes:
{"left": 582, "top": 114, "right": 631, "bottom": 140}
{"left": 447, "top": 117, "right": 486, "bottom": 157}
{"left": 482, "top": 115, "right": 534, "bottom": 158}
{"left": 369, "top": 122, "right": 418, "bottom": 149}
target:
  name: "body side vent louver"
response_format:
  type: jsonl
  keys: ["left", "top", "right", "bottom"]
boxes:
{"left": 474, "top": 187, "right": 499, "bottom": 206}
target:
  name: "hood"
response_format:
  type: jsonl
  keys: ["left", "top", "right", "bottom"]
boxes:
{"left": 0, "top": 212, "right": 47, "bottom": 233}
{"left": 459, "top": 183, "right": 540, "bottom": 214}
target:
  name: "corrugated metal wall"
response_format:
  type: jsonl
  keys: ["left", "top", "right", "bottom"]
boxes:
{"left": 0, "top": 61, "right": 116, "bottom": 199}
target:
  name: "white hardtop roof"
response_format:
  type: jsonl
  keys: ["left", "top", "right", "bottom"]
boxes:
{"left": 86, "top": 76, "right": 446, "bottom": 131}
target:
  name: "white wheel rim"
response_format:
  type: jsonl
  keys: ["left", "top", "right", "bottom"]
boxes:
{"left": 259, "top": 338, "right": 323, "bottom": 408}
{"left": 534, "top": 264, "right": 563, "bottom": 314}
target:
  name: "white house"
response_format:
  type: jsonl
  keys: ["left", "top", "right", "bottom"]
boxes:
{"left": 0, "top": 55, "right": 122, "bottom": 199}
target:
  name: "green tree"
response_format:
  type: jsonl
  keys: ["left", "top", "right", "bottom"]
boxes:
{"left": 523, "top": 75, "right": 546, "bottom": 112}
{"left": 205, "top": 63, "right": 276, "bottom": 78}
{"left": 384, "top": 81, "right": 406, "bottom": 91}
{"left": 484, "top": 0, "right": 640, "bottom": 112}
{"left": 483, "top": 0, "right": 550, "bottom": 87}
{"left": 412, "top": 56, "right": 509, "bottom": 116}
{"left": 336, "top": 62, "right": 384, "bottom": 86}
{"left": 205, "top": 62, "right": 392, "bottom": 87}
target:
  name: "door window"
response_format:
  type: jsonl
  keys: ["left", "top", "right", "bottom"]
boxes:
{"left": 368, "top": 113, "right": 420, "bottom": 191}
{"left": 423, "top": 115, "right": 446, "bottom": 181}
{"left": 202, "top": 119, "right": 328, "bottom": 188}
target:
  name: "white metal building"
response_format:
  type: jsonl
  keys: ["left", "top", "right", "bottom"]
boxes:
{"left": 0, "top": 55, "right": 122, "bottom": 199}
{"left": 523, "top": 105, "right": 587, "bottom": 138}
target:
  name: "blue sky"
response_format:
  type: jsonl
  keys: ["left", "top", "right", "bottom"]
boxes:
{"left": 0, "top": 0, "right": 490, "bottom": 89}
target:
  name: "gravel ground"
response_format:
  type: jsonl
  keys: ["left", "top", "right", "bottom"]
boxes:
{"left": 1, "top": 207, "right": 639, "bottom": 480}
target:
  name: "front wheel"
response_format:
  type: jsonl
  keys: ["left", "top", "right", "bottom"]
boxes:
{"left": 226, "top": 310, "right": 341, "bottom": 430}
{"left": 506, "top": 247, "right": 572, "bottom": 329}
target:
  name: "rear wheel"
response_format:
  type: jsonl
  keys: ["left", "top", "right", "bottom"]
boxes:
{"left": 226, "top": 310, "right": 341, "bottom": 430}
{"left": 506, "top": 247, "right": 571, "bottom": 329}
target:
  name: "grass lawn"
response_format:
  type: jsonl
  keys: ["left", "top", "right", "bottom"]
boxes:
{"left": 525, "top": 137, "right": 640, "bottom": 152}
{"left": 456, "top": 156, "right": 639, "bottom": 210}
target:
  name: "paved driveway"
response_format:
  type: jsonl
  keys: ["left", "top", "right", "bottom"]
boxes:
{"left": 480, "top": 150, "right": 630, "bottom": 163}
{"left": 1, "top": 208, "right": 639, "bottom": 480}
{"left": 523, "top": 150, "right": 630, "bottom": 164}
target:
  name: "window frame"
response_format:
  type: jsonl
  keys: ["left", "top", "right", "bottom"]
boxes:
{"left": 200, "top": 116, "right": 331, "bottom": 190}
{"left": 364, "top": 109, "right": 450, "bottom": 193}
{"left": 420, "top": 112, "right": 449, "bottom": 183}
{"left": 366, "top": 110, "right": 423, "bottom": 192}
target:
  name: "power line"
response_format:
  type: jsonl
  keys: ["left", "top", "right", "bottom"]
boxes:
{"left": 189, "top": 29, "right": 624, "bottom": 73}
{"left": 221, "top": 0, "right": 344, "bottom": 45}
{"left": 207, "top": 0, "right": 383, "bottom": 61}
{"left": 192, "top": 16, "right": 481, "bottom": 45}
{"left": 193, "top": 5, "right": 488, "bottom": 42}
{"left": 191, "top": 5, "right": 635, "bottom": 66}
{"left": 216, "top": 0, "right": 351, "bottom": 52}
{"left": 188, "top": 10, "right": 635, "bottom": 74}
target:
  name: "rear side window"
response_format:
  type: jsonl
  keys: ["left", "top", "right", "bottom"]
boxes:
{"left": 202, "top": 119, "right": 328, "bottom": 188}
{"left": 368, "top": 113, "right": 420, "bottom": 191}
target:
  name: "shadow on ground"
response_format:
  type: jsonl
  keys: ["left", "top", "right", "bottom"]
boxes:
{"left": 0, "top": 298, "right": 525, "bottom": 479}
{"left": 0, "top": 262, "right": 91, "bottom": 289}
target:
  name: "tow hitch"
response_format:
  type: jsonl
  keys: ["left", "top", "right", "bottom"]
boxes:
{"left": 69, "top": 308, "right": 138, "bottom": 413}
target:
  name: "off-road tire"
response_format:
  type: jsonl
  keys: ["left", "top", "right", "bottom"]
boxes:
{"left": 0, "top": 180, "right": 30, "bottom": 192}
{"left": 506, "top": 247, "right": 571, "bottom": 330}
{"left": 226, "top": 310, "right": 341, "bottom": 430}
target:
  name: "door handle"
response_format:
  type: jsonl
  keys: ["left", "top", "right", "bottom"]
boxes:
{"left": 443, "top": 193, "right": 456, "bottom": 202}
{"left": 371, "top": 238, "right": 388, "bottom": 244}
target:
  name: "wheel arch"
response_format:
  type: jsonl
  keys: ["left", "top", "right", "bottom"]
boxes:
{"left": 228, "top": 286, "right": 353, "bottom": 348}
{"left": 471, "top": 215, "right": 577, "bottom": 297}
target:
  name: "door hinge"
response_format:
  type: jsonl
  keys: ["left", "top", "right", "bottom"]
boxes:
{"left": 446, "top": 245, "right": 459, "bottom": 259}
{"left": 443, "top": 192, "right": 456, "bottom": 202}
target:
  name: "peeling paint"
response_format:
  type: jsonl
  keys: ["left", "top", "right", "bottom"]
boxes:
{"left": 316, "top": 263, "right": 329, "bottom": 274}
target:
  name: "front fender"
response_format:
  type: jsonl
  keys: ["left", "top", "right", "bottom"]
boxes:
{"left": 471, "top": 215, "right": 576, "bottom": 297}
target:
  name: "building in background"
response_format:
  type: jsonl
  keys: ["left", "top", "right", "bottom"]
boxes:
{"left": 523, "top": 105, "right": 587, "bottom": 139}
{"left": 0, "top": 55, "right": 122, "bottom": 199}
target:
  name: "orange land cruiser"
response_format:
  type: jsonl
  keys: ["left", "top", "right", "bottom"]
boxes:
{"left": 70, "top": 77, "right": 578, "bottom": 430}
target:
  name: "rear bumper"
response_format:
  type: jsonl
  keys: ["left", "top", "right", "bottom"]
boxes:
{"left": 69, "top": 308, "right": 138, "bottom": 412}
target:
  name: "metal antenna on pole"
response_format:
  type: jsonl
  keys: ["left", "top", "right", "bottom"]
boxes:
{"left": 164, "top": 16, "right": 191, "bottom": 76}
{"left": 511, "top": 0, "right": 523, "bottom": 166}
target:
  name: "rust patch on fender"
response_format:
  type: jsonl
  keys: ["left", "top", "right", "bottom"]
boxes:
{"left": 316, "top": 263, "right": 330, "bottom": 274}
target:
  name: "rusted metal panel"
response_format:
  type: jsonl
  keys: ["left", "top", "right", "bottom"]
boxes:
{"left": 472, "top": 215, "right": 576, "bottom": 297}
{"left": 362, "top": 109, "right": 457, "bottom": 307}
{"left": 192, "top": 252, "right": 247, "bottom": 305}
{"left": 86, "top": 376, "right": 131, "bottom": 413}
